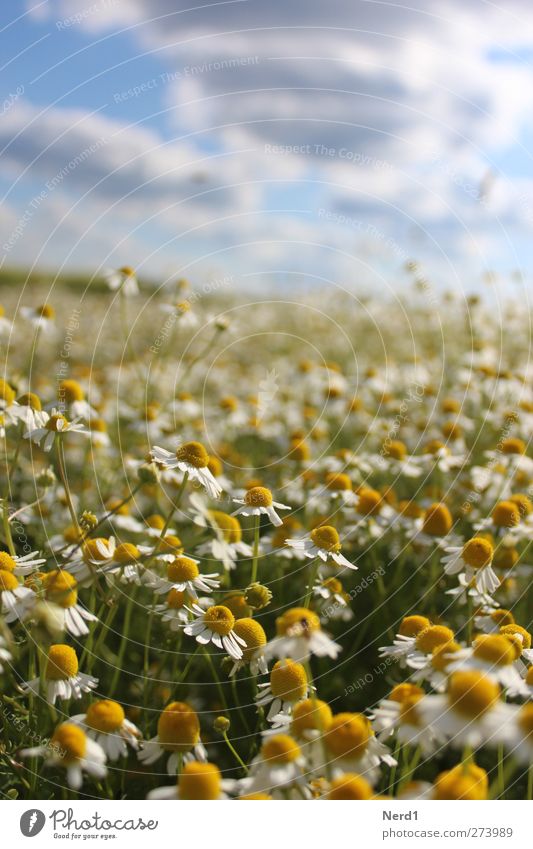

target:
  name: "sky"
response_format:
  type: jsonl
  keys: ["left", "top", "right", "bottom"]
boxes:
{"left": 2, "top": 0, "right": 533, "bottom": 293}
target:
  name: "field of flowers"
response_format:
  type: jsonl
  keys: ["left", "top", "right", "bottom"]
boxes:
{"left": 0, "top": 269, "right": 532, "bottom": 800}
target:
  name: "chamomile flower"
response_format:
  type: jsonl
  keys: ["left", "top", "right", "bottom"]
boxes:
{"left": 24, "top": 408, "right": 89, "bottom": 452}
{"left": 474, "top": 608, "right": 516, "bottom": 634}
{"left": 474, "top": 500, "right": 521, "bottom": 538}
{"left": 265, "top": 607, "right": 341, "bottom": 662}
{"left": 20, "top": 303, "right": 56, "bottom": 331}
{"left": 325, "top": 772, "right": 375, "bottom": 800}
{"left": 184, "top": 603, "right": 247, "bottom": 659}
{"left": 0, "top": 570, "right": 36, "bottom": 623}
{"left": 323, "top": 712, "right": 396, "bottom": 782}
{"left": 431, "top": 762, "right": 489, "bottom": 800}
{"left": 379, "top": 619, "right": 453, "bottom": 667}
{"left": 446, "top": 635, "right": 528, "bottom": 696}
{"left": 228, "top": 617, "right": 268, "bottom": 675}
{"left": 232, "top": 486, "right": 290, "bottom": 527}
{"left": 234, "top": 734, "right": 306, "bottom": 797}
{"left": 67, "top": 536, "right": 116, "bottom": 583}
{"left": 150, "top": 441, "right": 222, "bottom": 498}
{"left": 147, "top": 555, "right": 219, "bottom": 599}
{"left": 417, "top": 670, "right": 508, "bottom": 748}
{"left": 138, "top": 701, "right": 206, "bottom": 773}
{"left": 412, "top": 502, "right": 458, "bottom": 548}
{"left": 103, "top": 265, "right": 139, "bottom": 296}
{"left": 70, "top": 700, "right": 141, "bottom": 761}
{"left": 499, "top": 624, "right": 533, "bottom": 664}
{"left": 285, "top": 525, "right": 356, "bottom": 570}
{"left": 41, "top": 570, "right": 98, "bottom": 637}
{"left": 0, "top": 549, "right": 46, "bottom": 576}
{"left": 371, "top": 684, "right": 436, "bottom": 751}
{"left": 21, "top": 722, "right": 106, "bottom": 789}
{"left": 313, "top": 576, "right": 353, "bottom": 622}
{"left": 497, "top": 702, "right": 533, "bottom": 764}
{"left": 442, "top": 537, "right": 500, "bottom": 594}
{"left": 256, "top": 659, "right": 310, "bottom": 723}
{"left": 153, "top": 589, "right": 212, "bottom": 631}
{"left": 148, "top": 761, "right": 227, "bottom": 800}
{"left": 58, "top": 379, "right": 95, "bottom": 420}
{"left": 20, "top": 644, "right": 98, "bottom": 704}
{"left": 191, "top": 499, "right": 252, "bottom": 570}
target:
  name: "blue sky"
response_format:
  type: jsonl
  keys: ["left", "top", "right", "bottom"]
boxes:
{"left": 2, "top": 0, "right": 533, "bottom": 293}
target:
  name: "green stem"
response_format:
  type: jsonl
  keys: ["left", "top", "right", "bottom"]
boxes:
{"left": 109, "top": 588, "right": 137, "bottom": 696}
{"left": 223, "top": 731, "right": 248, "bottom": 773}
{"left": 303, "top": 558, "right": 320, "bottom": 608}
{"left": 250, "top": 514, "right": 261, "bottom": 584}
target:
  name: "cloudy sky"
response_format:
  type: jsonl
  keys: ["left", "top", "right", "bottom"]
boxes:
{"left": 2, "top": 0, "right": 533, "bottom": 291}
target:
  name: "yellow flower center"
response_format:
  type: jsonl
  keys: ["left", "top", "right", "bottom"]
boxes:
{"left": 385, "top": 440, "right": 407, "bottom": 461}
{"left": 157, "top": 702, "right": 200, "bottom": 752}
{"left": 519, "top": 703, "right": 533, "bottom": 737}
{"left": 501, "top": 438, "right": 526, "bottom": 455}
{"left": 462, "top": 537, "right": 493, "bottom": 569}
{"left": 39, "top": 303, "right": 55, "bottom": 319}
{"left": 146, "top": 514, "right": 165, "bottom": 530}
{"left": 388, "top": 683, "right": 425, "bottom": 703}
{"left": 276, "top": 607, "right": 321, "bottom": 637}
{"left": 51, "top": 723, "right": 87, "bottom": 763}
{"left": 166, "top": 588, "right": 186, "bottom": 609}
{"left": 233, "top": 618, "right": 266, "bottom": 661}
{"left": 90, "top": 418, "right": 107, "bottom": 433}
{"left": 17, "top": 392, "right": 42, "bottom": 410}
{"left": 59, "top": 379, "right": 85, "bottom": 402}
{"left": 0, "top": 552, "right": 17, "bottom": 573}
{"left": 310, "top": 525, "right": 341, "bottom": 552}
{"left": 261, "top": 734, "right": 302, "bottom": 765}
{"left": 203, "top": 605, "right": 235, "bottom": 636}
{"left": 0, "top": 570, "right": 19, "bottom": 591}
{"left": 291, "top": 698, "right": 333, "bottom": 735}
{"left": 357, "top": 487, "right": 382, "bottom": 515}
{"left": 327, "top": 773, "right": 373, "bottom": 800}
{"left": 167, "top": 556, "right": 199, "bottom": 583}
{"left": 447, "top": 671, "right": 500, "bottom": 718}
{"left": 175, "top": 441, "right": 209, "bottom": 468}
{"left": 509, "top": 493, "right": 533, "bottom": 517}
{"left": 0, "top": 379, "right": 16, "bottom": 405}
{"left": 397, "top": 500, "right": 424, "bottom": 519}
{"left": 244, "top": 486, "right": 273, "bottom": 507}
{"left": 398, "top": 615, "right": 430, "bottom": 638}
{"left": 113, "top": 542, "right": 140, "bottom": 563}
{"left": 209, "top": 510, "right": 242, "bottom": 543}
{"left": 499, "top": 624, "right": 532, "bottom": 652}
{"left": 239, "top": 793, "right": 272, "bottom": 800}
{"left": 325, "top": 472, "right": 352, "bottom": 492}
{"left": 45, "top": 644, "right": 79, "bottom": 680}
{"left": 424, "top": 439, "right": 448, "bottom": 456}
{"left": 224, "top": 593, "right": 252, "bottom": 619}
{"left": 442, "top": 398, "right": 460, "bottom": 413}
{"left": 325, "top": 713, "right": 371, "bottom": 758}
{"left": 85, "top": 700, "right": 125, "bottom": 733}
{"left": 46, "top": 413, "right": 69, "bottom": 432}
{"left": 42, "top": 570, "right": 77, "bottom": 608}
{"left": 398, "top": 694, "right": 423, "bottom": 727}
{"left": 434, "top": 763, "right": 488, "bottom": 800}
{"left": 415, "top": 625, "right": 455, "bottom": 653}
{"left": 322, "top": 576, "right": 343, "bottom": 594}
{"left": 422, "top": 503, "right": 452, "bottom": 536}
{"left": 492, "top": 501, "right": 520, "bottom": 528}
{"left": 83, "top": 538, "right": 111, "bottom": 562}
{"left": 489, "top": 609, "right": 515, "bottom": 627}
{"left": 431, "top": 641, "right": 461, "bottom": 671}
{"left": 525, "top": 666, "right": 533, "bottom": 686}
{"left": 207, "top": 456, "right": 223, "bottom": 477}
{"left": 270, "top": 659, "right": 308, "bottom": 701}
{"left": 493, "top": 547, "right": 519, "bottom": 570}
{"left": 473, "top": 635, "right": 516, "bottom": 666}
{"left": 179, "top": 762, "right": 221, "bottom": 800}
{"left": 120, "top": 265, "right": 135, "bottom": 277}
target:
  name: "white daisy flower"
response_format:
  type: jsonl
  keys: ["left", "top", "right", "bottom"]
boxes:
{"left": 183, "top": 603, "right": 247, "bottom": 660}
{"left": 0, "top": 549, "right": 46, "bottom": 576}
{"left": 0, "top": 571, "right": 36, "bottom": 623}
{"left": 446, "top": 634, "right": 528, "bottom": 696}
{"left": 138, "top": 701, "right": 207, "bottom": 774}
{"left": 264, "top": 607, "right": 341, "bottom": 663}
{"left": 229, "top": 734, "right": 306, "bottom": 798}
{"left": 255, "top": 659, "right": 310, "bottom": 723}
{"left": 417, "top": 669, "right": 509, "bottom": 748}
{"left": 379, "top": 621, "right": 454, "bottom": 668}
{"left": 20, "top": 302, "right": 56, "bottom": 331}
{"left": 21, "top": 722, "right": 106, "bottom": 790}
{"left": 40, "top": 570, "right": 98, "bottom": 637}
{"left": 285, "top": 525, "right": 356, "bottom": 570}
{"left": 154, "top": 591, "right": 213, "bottom": 631}
{"left": 232, "top": 486, "right": 290, "bottom": 528}
{"left": 150, "top": 441, "right": 222, "bottom": 498}
{"left": 70, "top": 699, "right": 141, "bottom": 761}
{"left": 190, "top": 495, "right": 252, "bottom": 571}
{"left": 102, "top": 265, "right": 139, "bottom": 296}
{"left": 148, "top": 761, "right": 228, "bottom": 800}
{"left": 24, "top": 408, "right": 89, "bottom": 452}
{"left": 20, "top": 644, "right": 98, "bottom": 705}
{"left": 442, "top": 537, "right": 500, "bottom": 594}
{"left": 322, "top": 712, "right": 397, "bottom": 783}
{"left": 147, "top": 555, "right": 220, "bottom": 600}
